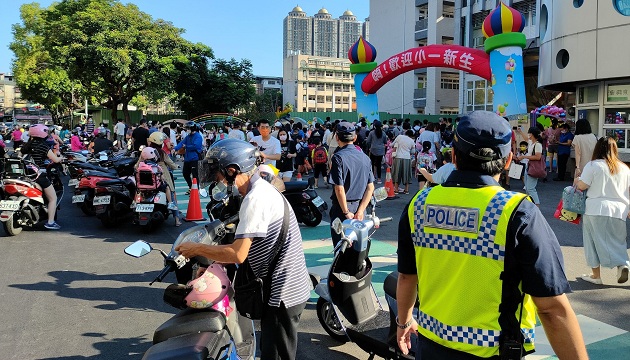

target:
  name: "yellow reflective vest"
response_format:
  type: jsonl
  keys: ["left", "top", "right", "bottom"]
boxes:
{"left": 408, "top": 185, "right": 536, "bottom": 358}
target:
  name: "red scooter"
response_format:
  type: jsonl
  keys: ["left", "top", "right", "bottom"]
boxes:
{"left": 0, "top": 157, "right": 64, "bottom": 236}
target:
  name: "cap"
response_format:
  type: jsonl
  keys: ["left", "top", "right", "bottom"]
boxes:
{"left": 336, "top": 122, "right": 356, "bottom": 135}
{"left": 453, "top": 111, "right": 512, "bottom": 160}
{"left": 275, "top": 122, "right": 282, "bottom": 127}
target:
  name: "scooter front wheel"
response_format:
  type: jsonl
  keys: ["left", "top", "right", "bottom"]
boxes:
{"left": 316, "top": 297, "right": 347, "bottom": 343}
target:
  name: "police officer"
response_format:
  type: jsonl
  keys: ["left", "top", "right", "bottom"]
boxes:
{"left": 395, "top": 111, "right": 587, "bottom": 360}
{"left": 328, "top": 121, "right": 374, "bottom": 246}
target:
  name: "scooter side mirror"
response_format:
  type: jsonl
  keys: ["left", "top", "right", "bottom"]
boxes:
{"left": 331, "top": 218, "right": 343, "bottom": 235}
{"left": 124, "top": 240, "right": 153, "bottom": 258}
{"left": 199, "top": 188, "right": 208, "bottom": 198}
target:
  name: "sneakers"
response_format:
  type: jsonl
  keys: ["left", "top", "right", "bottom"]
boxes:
{"left": 617, "top": 266, "right": 629, "bottom": 283}
{"left": 580, "top": 274, "right": 603, "bottom": 285}
{"left": 167, "top": 202, "right": 178, "bottom": 211}
{"left": 44, "top": 222, "right": 61, "bottom": 230}
{"left": 185, "top": 189, "right": 191, "bottom": 195}
{"left": 313, "top": 185, "right": 318, "bottom": 189}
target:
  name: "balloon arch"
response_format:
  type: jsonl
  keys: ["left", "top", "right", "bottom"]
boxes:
{"left": 349, "top": 2, "right": 528, "bottom": 123}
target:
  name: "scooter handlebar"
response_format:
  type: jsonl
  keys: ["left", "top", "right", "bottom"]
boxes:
{"left": 150, "top": 262, "right": 175, "bottom": 285}
{"left": 379, "top": 216, "right": 393, "bottom": 223}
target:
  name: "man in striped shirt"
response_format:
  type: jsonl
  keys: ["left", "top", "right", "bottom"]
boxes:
{"left": 176, "top": 139, "right": 310, "bottom": 360}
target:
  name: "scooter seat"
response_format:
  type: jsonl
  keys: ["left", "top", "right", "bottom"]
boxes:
{"left": 83, "top": 171, "right": 119, "bottom": 179}
{"left": 383, "top": 271, "right": 399, "bottom": 300}
{"left": 144, "top": 331, "right": 232, "bottom": 360}
{"left": 284, "top": 180, "right": 310, "bottom": 192}
{"left": 153, "top": 307, "right": 227, "bottom": 344}
{"left": 96, "top": 178, "right": 127, "bottom": 187}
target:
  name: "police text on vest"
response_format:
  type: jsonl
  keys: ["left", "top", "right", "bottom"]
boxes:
{"left": 425, "top": 205, "right": 479, "bottom": 233}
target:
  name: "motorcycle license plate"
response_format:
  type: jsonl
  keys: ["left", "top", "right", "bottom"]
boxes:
{"left": 72, "top": 194, "right": 86, "bottom": 203}
{"left": 312, "top": 196, "right": 325, "bottom": 208}
{"left": 93, "top": 195, "right": 111, "bottom": 205}
{"left": 135, "top": 204, "right": 154, "bottom": 212}
{"left": 0, "top": 200, "right": 20, "bottom": 211}
{"left": 68, "top": 179, "right": 79, "bottom": 187}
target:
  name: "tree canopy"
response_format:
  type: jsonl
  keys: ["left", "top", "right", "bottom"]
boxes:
{"left": 10, "top": 0, "right": 256, "bottom": 122}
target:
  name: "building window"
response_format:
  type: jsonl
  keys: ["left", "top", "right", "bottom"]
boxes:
{"left": 442, "top": 36, "right": 454, "bottom": 45}
{"left": 325, "top": 71, "right": 333, "bottom": 77}
{"left": 308, "top": 95, "right": 316, "bottom": 101}
{"left": 334, "top": 84, "right": 342, "bottom": 91}
{"left": 606, "top": 83, "right": 630, "bottom": 103}
{"left": 317, "top": 85, "right": 325, "bottom": 91}
{"left": 309, "top": 82, "right": 316, "bottom": 88}
{"left": 418, "top": 75, "right": 427, "bottom": 89}
{"left": 443, "top": 5, "right": 455, "bottom": 18}
{"left": 465, "top": 79, "right": 491, "bottom": 111}
{"left": 440, "top": 75, "right": 459, "bottom": 90}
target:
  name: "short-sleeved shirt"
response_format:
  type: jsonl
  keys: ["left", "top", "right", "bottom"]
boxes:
{"left": 276, "top": 140, "right": 296, "bottom": 172}
{"left": 228, "top": 129, "right": 245, "bottom": 141}
{"left": 329, "top": 144, "right": 375, "bottom": 202}
{"left": 235, "top": 175, "right": 311, "bottom": 308}
{"left": 132, "top": 127, "right": 149, "bottom": 151}
{"left": 30, "top": 138, "right": 53, "bottom": 167}
{"left": 581, "top": 159, "right": 630, "bottom": 219}
{"left": 252, "top": 135, "right": 281, "bottom": 167}
{"left": 558, "top": 131, "right": 574, "bottom": 155}
{"left": 418, "top": 130, "right": 440, "bottom": 153}
{"left": 393, "top": 135, "right": 415, "bottom": 159}
{"left": 398, "top": 170, "right": 572, "bottom": 359}
{"left": 431, "top": 162, "right": 456, "bottom": 184}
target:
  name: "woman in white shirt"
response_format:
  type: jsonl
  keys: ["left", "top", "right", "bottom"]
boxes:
{"left": 572, "top": 119, "right": 598, "bottom": 179}
{"left": 516, "top": 127, "right": 543, "bottom": 205}
{"left": 391, "top": 129, "right": 416, "bottom": 194}
{"left": 577, "top": 137, "right": 630, "bottom": 284}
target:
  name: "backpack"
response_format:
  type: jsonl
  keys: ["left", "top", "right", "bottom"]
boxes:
{"left": 416, "top": 151, "right": 435, "bottom": 172}
{"left": 135, "top": 161, "right": 164, "bottom": 190}
{"left": 313, "top": 146, "right": 327, "bottom": 164}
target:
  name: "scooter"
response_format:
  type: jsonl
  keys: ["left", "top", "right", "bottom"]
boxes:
{"left": 313, "top": 187, "right": 417, "bottom": 360}
{"left": 123, "top": 206, "right": 254, "bottom": 359}
{"left": 0, "top": 156, "right": 64, "bottom": 235}
{"left": 93, "top": 176, "right": 136, "bottom": 227}
{"left": 282, "top": 176, "right": 327, "bottom": 227}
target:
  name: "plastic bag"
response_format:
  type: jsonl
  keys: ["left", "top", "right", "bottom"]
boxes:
{"left": 554, "top": 199, "right": 581, "bottom": 225}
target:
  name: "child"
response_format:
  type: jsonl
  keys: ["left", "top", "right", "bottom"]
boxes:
{"left": 138, "top": 146, "right": 181, "bottom": 226}
{"left": 415, "top": 141, "right": 436, "bottom": 190}
{"left": 310, "top": 137, "right": 328, "bottom": 188}
{"left": 294, "top": 134, "right": 311, "bottom": 177}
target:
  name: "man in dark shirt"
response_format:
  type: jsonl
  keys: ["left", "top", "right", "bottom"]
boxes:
{"left": 395, "top": 111, "right": 587, "bottom": 360}
{"left": 90, "top": 132, "right": 114, "bottom": 154}
{"left": 132, "top": 119, "right": 150, "bottom": 151}
{"left": 328, "top": 121, "right": 374, "bottom": 246}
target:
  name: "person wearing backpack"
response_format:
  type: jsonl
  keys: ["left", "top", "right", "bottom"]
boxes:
{"left": 311, "top": 136, "right": 328, "bottom": 188}
{"left": 415, "top": 140, "right": 437, "bottom": 190}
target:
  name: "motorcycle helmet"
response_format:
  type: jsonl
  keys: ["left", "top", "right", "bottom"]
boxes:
{"left": 185, "top": 264, "right": 230, "bottom": 309}
{"left": 148, "top": 131, "right": 166, "bottom": 146}
{"left": 185, "top": 121, "right": 200, "bottom": 132}
{"left": 29, "top": 124, "right": 49, "bottom": 139}
{"left": 140, "top": 147, "right": 159, "bottom": 162}
{"left": 204, "top": 139, "right": 261, "bottom": 183}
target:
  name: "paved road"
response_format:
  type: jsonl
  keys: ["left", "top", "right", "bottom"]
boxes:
{"left": 0, "top": 169, "right": 628, "bottom": 359}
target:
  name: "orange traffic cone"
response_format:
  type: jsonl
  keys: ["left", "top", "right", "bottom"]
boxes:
{"left": 184, "top": 178, "right": 205, "bottom": 222}
{"left": 297, "top": 172, "right": 303, "bottom": 181}
{"left": 384, "top": 167, "right": 396, "bottom": 199}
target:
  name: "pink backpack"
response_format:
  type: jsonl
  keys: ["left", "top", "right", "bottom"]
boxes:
{"left": 135, "top": 161, "right": 163, "bottom": 190}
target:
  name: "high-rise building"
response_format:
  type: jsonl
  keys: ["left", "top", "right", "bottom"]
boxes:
{"left": 283, "top": 7, "right": 369, "bottom": 59}
{"left": 369, "top": 0, "right": 458, "bottom": 115}
{"left": 283, "top": 6, "right": 312, "bottom": 57}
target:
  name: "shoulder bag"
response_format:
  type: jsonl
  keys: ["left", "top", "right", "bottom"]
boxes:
{"left": 233, "top": 198, "right": 289, "bottom": 320}
{"left": 526, "top": 144, "right": 547, "bottom": 179}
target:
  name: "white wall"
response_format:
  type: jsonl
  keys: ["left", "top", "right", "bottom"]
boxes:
{"left": 369, "top": 0, "right": 417, "bottom": 115}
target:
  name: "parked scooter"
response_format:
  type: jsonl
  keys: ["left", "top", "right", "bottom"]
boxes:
{"left": 123, "top": 211, "right": 254, "bottom": 359}
{"left": 0, "top": 156, "right": 64, "bottom": 235}
{"left": 283, "top": 176, "right": 327, "bottom": 227}
{"left": 313, "top": 187, "right": 417, "bottom": 360}
{"left": 132, "top": 159, "right": 170, "bottom": 232}
{"left": 93, "top": 176, "right": 136, "bottom": 227}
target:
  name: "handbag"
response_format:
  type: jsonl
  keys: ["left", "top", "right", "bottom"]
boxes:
{"left": 233, "top": 198, "right": 289, "bottom": 320}
{"left": 508, "top": 163, "right": 524, "bottom": 179}
{"left": 526, "top": 145, "right": 547, "bottom": 179}
{"left": 562, "top": 186, "right": 586, "bottom": 214}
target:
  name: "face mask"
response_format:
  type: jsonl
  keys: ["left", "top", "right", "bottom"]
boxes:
{"left": 219, "top": 130, "right": 223, "bottom": 133}
{"left": 520, "top": 146, "right": 527, "bottom": 152}
{"left": 561, "top": 130, "right": 567, "bottom": 133}
{"left": 279, "top": 135, "right": 287, "bottom": 141}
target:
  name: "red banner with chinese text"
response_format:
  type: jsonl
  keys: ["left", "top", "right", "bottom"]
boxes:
{"left": 361, "top": 45, "right": 491, "bottom": 94}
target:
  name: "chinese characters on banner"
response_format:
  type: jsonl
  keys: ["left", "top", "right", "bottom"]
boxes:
{"left": 361, "top": 45, "right": 491, "bottom": 94}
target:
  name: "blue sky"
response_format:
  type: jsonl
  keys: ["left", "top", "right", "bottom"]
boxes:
{"left": 0, "top": 0, "right": 369, "bottom": 77}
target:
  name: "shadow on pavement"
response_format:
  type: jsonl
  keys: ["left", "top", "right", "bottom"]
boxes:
{"left": 36, "top": 332, "right": 150, "bottom": 360}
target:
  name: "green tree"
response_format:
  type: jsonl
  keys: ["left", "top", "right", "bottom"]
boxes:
{"left": 245, "top": 89, "right": 283, "bottom": 120}
{"left": 175, "top": 58, "right": 255, "bottom": 117}
{"left": 27, "top": 0, "right": 208, "bottom": 122}
{"left": 10, "top": 3, "right": 81, "bottom": 121}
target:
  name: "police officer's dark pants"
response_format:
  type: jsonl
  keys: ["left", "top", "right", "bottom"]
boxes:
{"left": 330, "top": 200, "right": 361, "bottom": 247}
{"left": 182, "top": 160, "right": 198, "bottom": 189}
{"left": 260, "top": 301, "right": 306, "bottom": 360}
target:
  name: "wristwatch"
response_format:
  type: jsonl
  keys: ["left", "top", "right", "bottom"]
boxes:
{"left": 396, "top": 316, "right": 413, "bottom": 329}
